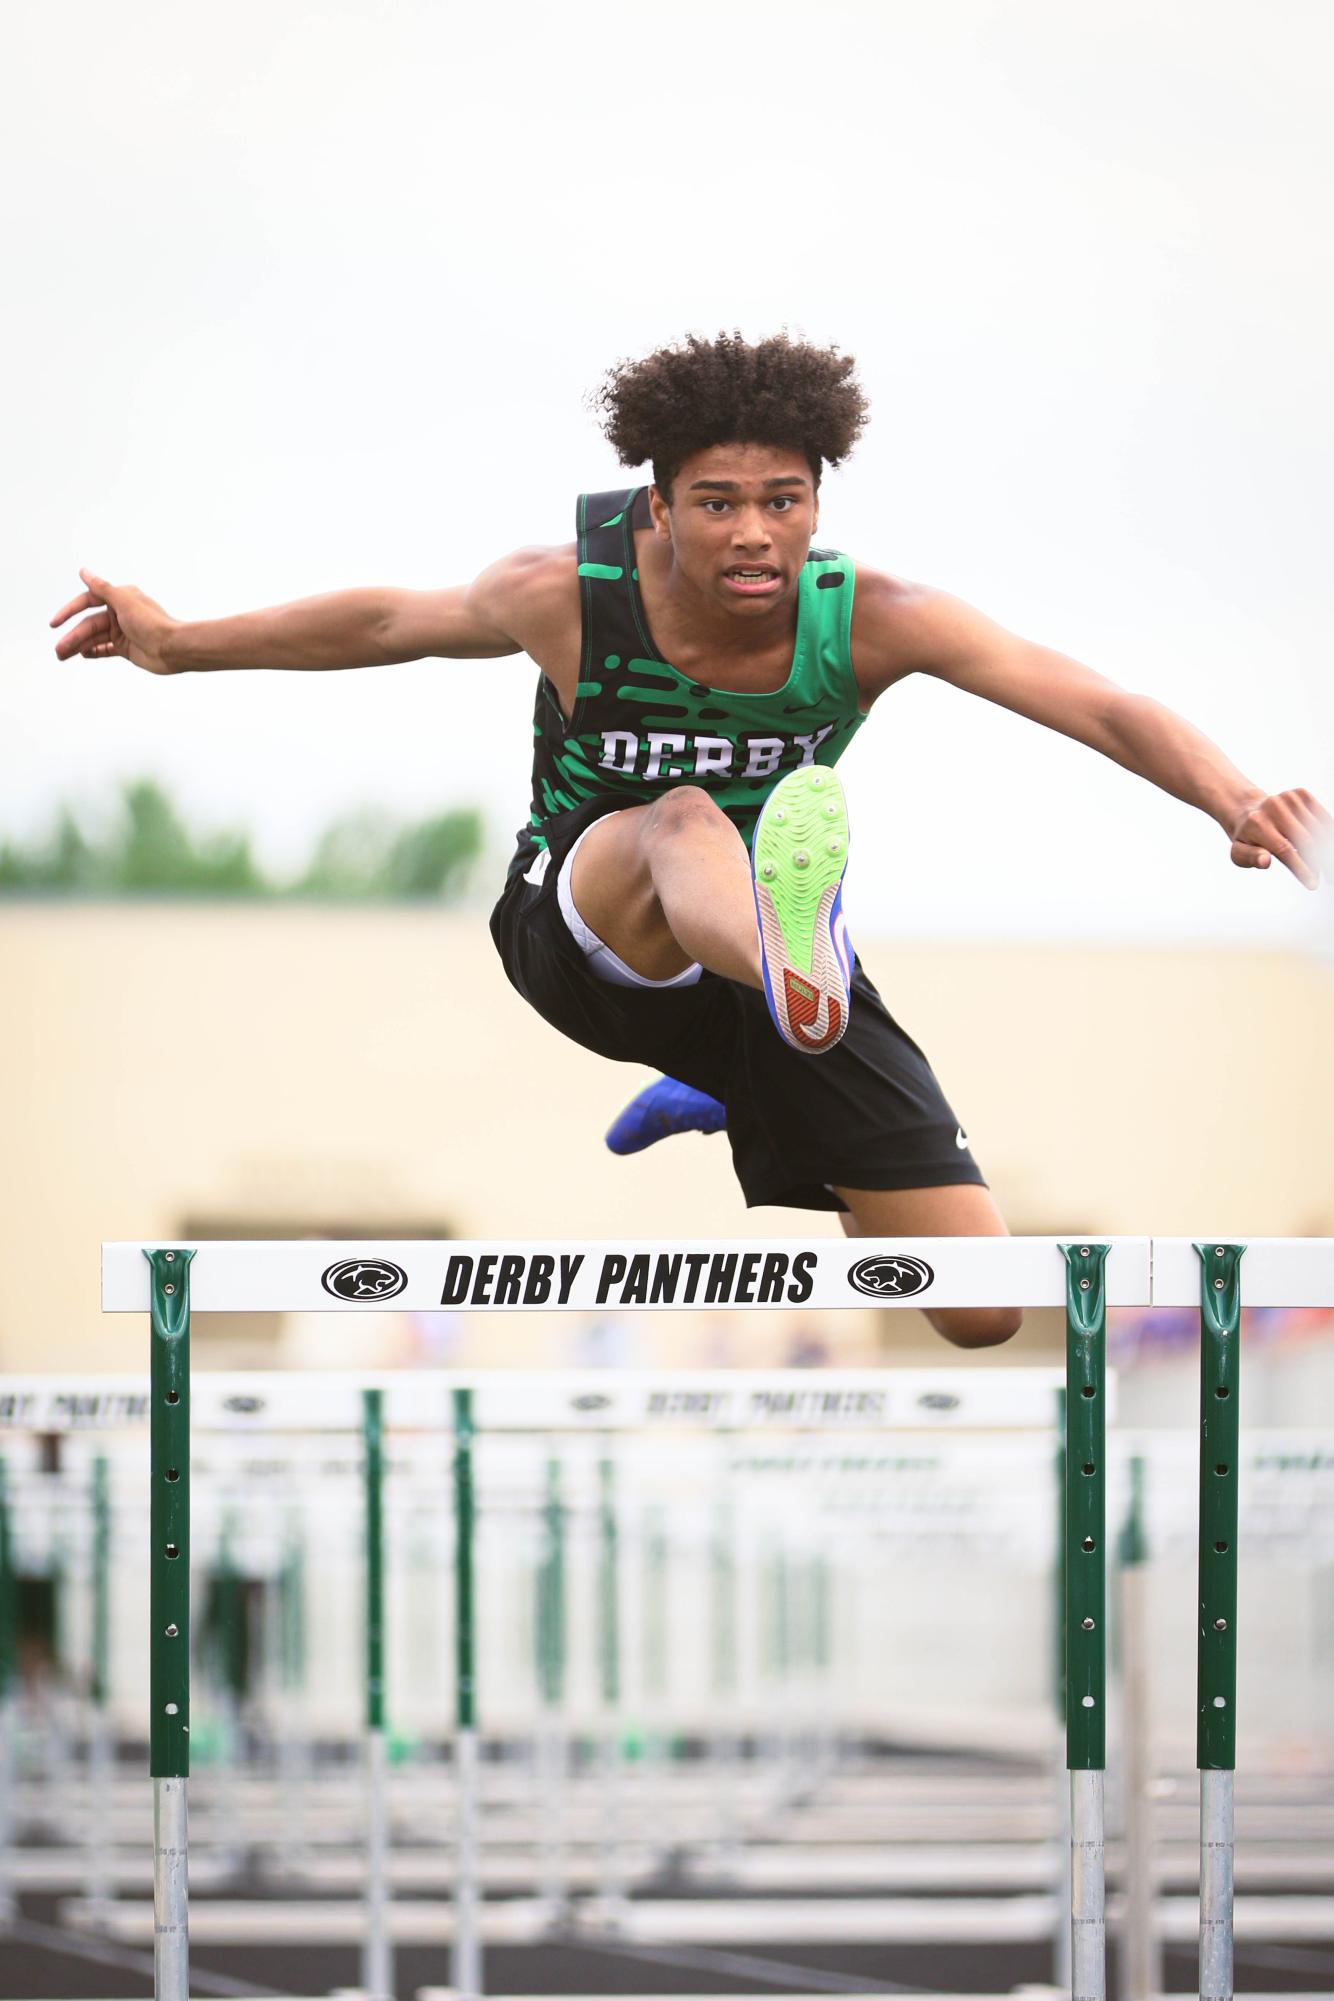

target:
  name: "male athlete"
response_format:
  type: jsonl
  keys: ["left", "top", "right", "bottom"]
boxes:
{"left": 51, "top": 333, "right": 1330, "bottom": 1347}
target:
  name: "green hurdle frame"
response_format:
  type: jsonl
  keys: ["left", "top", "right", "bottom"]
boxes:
{"left": 1063, "top": 1244, "right": 1108, "bottom": 2001}
{"left": 533, "top": 1453, "right": 568, "bottom": 1919}
{"left": 361, "top": 1387, "right": 392, "bottom": 2000}
{"left": 146, "top": 1249, "right": 191, "bottom": 2001}
{"left": 595, "top": 1453, "right": 627, "bottom": 1917}
{"left": 1197, "top": 1243, "right": 1242, "bottom": 2001}
{"left": 451, "top": 1386, "right": 481, "bottom": 2000}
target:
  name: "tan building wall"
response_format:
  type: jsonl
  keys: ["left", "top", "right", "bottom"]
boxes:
{"left": 3, "top": 903, "right": 1331, "bottom": 1374}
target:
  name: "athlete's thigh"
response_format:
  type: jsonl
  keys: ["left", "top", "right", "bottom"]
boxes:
{"left": 832, "top": 1181, "right": 1010, "bottom": 1240}
{"left": 568, "top": 807, "right": 695, "bottom": 981}
{"left": 832, "top": 1181, "right": 1021, "bottom": 1347}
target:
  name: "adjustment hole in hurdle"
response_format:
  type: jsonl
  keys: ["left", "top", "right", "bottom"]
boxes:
{"left": 1079, "top": 1277, "right": 1091, "bottom": 1291}
{"left": 1215, "top": 1462, "right": 1230, "bottom": 1477}
{"left": 1081, "top": 1696, "right": 1096, "bottom": 1709}
{"left": 165, "top": 1468, "right": 180, "bottom": 1483}
{"left": 165, "top": 1391, "right": 180, "bottom": 1406}
{"left": 1080, "top": 1385, "right": 1096, "bottom": 1400}
{"left": 1081, "top": 1536, "right": 1096, "bottom": 1553}
{"left": 165, "top": 1703, "right": 179, "bottom": 1716}
{"left": 1081, "top": 1616, "right": 1096, "bottom": 1631}
{"left": 1214, "top": 1617, "right": 1228, "bottom": 1631}
{"left": 1216, "top": 1386, "right": 1230, "bottom": 1399}
{"left": 165, "top": 1624, "right": 179, "bottom": 1638}
{"left": 1082, "top": 1462, "right": 1096, "bottom": 1476}
{"left": 1213, "top": 1696, "right": 1227, "bottom": 1709}
{"left": 1215, "top": 1277, "right": 1226, "bottom": 1290}
{"left": 1215, "top": 1539, "right": 1230, "bottom": 1554}
{"left": 164, "top": 1543, "right": 180, "bottom": 1560}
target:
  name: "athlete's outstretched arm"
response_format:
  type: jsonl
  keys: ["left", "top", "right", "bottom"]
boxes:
{"left": 48, "top": 549, "right": 564, "bottom": 677}
{"left": 853, "top": 572, "right": 1333, "bottom": 890}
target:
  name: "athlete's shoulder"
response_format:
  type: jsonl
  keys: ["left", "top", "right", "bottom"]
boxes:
{"left": 845, "top": 563, "right": 944, "bottom": 699}
{"left": 477, "top": 541, "right": 577, "bottom": 595}
{"left": 469, "top": 541, "right": 578, "bottom": 637}
{"left": 847, "top": 562, "right": 932, "bottom": 617}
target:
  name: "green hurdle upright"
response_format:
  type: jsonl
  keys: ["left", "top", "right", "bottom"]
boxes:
{"left": 709, "top": 1485, "right": 742, "bottom": 1872}
{"left": 534, "top": 1453, "right": 568, "bottom": 1921}
{"left": 597, "top": 1454, "right": 626, "bottom": 1920}
{"left": 276, "top": 1509, "right": 309, "bottom": 1868}
{"left": 91, "top": 1455, "right": 111, "bottom": 1714}
{"left": 1197, "top": 1244, "right": 1242, "bottom": 2001}
{"left": 642, "top": 1501, "right": 669, "bottom": 1711}
{"left": 361, "top": 1388, "right": 393, "bottom": 2000}
{"left": 86, "top": 1456, "right": 114, "bottom": 1911}
{"left": 146, "top": 1248, "right": 193, "bottom": 2001}
{"left": 451, "top": 1386, "right": 481, "bottom": 1999}
{"left": 1064, "top": 1243, "right": 1108, "bottom": 2001}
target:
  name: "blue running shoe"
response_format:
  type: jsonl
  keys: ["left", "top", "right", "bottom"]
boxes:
{"left": 605, "top": 1076, "right": 727, "bottom": 1155}
{"left": 751, "top": 765, "right": 853, "bottom": 1054}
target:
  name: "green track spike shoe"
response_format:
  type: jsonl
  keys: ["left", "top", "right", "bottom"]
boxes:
{"left": 750, "top": 765, "right": 853, "bottom": 1055}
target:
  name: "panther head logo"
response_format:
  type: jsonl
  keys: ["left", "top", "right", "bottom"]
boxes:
{"left": 321, "top": 1258, "right": 409, "bottom": 1302}
{"left": 847, "top": 1255, "right": 935, "bottom": 1300}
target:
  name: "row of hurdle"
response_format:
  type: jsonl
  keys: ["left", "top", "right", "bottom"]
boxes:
{"left": 3, "top": 1232, "right": 1333, "bottom": 2000}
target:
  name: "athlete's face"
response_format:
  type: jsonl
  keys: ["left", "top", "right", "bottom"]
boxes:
{"left": 650, "top": 442, "right": 819, "bottom": 617}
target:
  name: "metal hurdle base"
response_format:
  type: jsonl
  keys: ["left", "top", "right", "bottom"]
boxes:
{"left": 1070, "top": 1769, "right": 1105, "bottom": 2001}
{"left": 1200, "top": 1767, "right": 1235, "bottom": 2001}
{"left": 152, "top": 1777, "right": 188, "bottom": 2001}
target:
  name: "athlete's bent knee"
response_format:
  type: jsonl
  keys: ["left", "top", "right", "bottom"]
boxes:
{"left": 929, "top": 1306, "right": 1024, "bottom": 1349}
{"left": 642, "top": 785, "right": 727, "bottom": 844}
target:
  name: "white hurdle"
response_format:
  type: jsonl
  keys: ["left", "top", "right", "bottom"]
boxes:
{"left": 84, "top": 1231, "right": 1334, "bottom": 2001}
{"left": 102, "top": 1233, "right": 1155, "bottom": 1315}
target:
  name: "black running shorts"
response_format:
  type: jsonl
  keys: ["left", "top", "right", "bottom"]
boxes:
{"left": 489, "top": 797, "right": 987, "bottom": 1213}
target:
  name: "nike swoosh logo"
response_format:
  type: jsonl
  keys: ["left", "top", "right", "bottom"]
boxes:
{"left": 797, "top": 994, "right": 835, "bottom": 1045}
{"left": 955, "top": 1128, "right": 969, "bottom": 1149}
{"left": 782, "top": 967, "right": 843, "bottom": 1050}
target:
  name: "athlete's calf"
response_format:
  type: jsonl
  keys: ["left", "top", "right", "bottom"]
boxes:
{"left": 925, "top": 1304, "right": 1025, "bottom": 1348}
{"left": 836, "top": 1182, "right": 1024, "bottom": 1350}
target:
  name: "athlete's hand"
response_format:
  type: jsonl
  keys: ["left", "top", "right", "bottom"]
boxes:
{"left": 50, "top": 569, "right": 180, "bottom": 675}
{"left": 1228, "top": 788, "right": 1333, "bottom": 890}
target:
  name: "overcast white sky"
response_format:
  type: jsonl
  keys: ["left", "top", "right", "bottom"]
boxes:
{"left": 5, "top": 0, "right": 1332, "bottom": 946}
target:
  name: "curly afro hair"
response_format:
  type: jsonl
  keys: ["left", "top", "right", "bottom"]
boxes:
{"left": 593, "top": 331, "right": 868, "bottom": 499}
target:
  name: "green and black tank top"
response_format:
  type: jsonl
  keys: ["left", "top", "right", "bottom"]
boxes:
{"left": 510, "top": 486, "right": 865, "bottom": 879}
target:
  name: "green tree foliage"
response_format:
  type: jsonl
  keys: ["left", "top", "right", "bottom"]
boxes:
{"left": 115, "top": 781, "right": 265, "bottom": 895}
{"left": 0, "top": 782, "right": 482, "bottom": 903}
{"left": 297, "top": 806, "right": 482, "bottom": 902}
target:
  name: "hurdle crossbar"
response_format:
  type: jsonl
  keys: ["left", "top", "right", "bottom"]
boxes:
{"left": 103, "top": 1234, "right": 1154, "bottom": 1313}
{"left": 0, "top": 1367, "right": 1073, "bottom": 1434}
